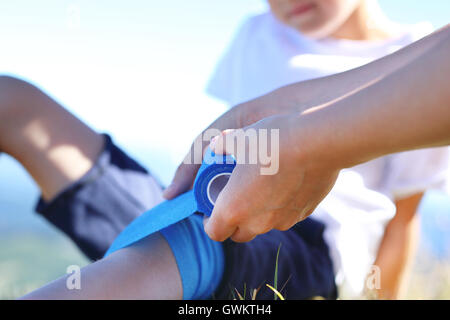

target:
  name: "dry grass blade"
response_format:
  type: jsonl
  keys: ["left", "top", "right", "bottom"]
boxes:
{"left": 234, "top": 288, "right": 244, "bottom": 300}
{"left": 266, "top": 284, "right": 285, "bottom": 300}
{"left": 251, "top": 287, "right": 261, "bottom": 300}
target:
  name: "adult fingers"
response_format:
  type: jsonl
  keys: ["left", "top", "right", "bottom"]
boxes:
{"left": 163, "top": 162, "right": 200, "bottom": 199}
{"left": 163, "top": 137, "right": 212, "bottom": 199}
{"left": 230, "top": 227, "right": 257, "bottom": 243}
{"left": 203, "top": 183, "right": 239, "bottom": 241}
{"left": 210, "top": 129, "right": 239, "bottom": 156}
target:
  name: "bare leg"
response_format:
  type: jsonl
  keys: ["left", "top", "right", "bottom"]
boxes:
{"left": 20, "top": 232, "right": 183, "bottom": 299}
{"left": 0, "top": 75, "right": 104, "bottom": 201}
{"left": 0, "top": 76, "right": 183, "bottom": 299}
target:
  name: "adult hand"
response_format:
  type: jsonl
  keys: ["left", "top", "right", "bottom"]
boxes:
{"left": 203, "top": 112, "right": 340, "bottom": 242}
{"left": 162, "top": 90, "right": 301, "bottom": 200}
{"left": 164, "top": 25, "right": 450, "bottom": 242}
{"left": 204, "top": 29, "right": 450, "bottom": 242}
{"left": 164, "top": 25, "right": 450, "bottom": 202}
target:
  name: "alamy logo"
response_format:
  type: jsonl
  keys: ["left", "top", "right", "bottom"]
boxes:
{"left": 365, "top": 265, "right": 381, "bottom": 290}
{"left": 66, "top": 265, "right": 81, "bottom": 290}
{"left": 185, "top": 128, "right": 280, "bottom": 175}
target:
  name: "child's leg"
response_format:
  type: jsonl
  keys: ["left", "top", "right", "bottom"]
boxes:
{"left": 0, "top": 76, "right": 222, "bottom": 300}
{"left": 0, "top": 75, "right": 104, "bottom": 201}
{"left": 20, "top": 216, "right": 335, "bottom": 300}
{"left": 1, "top": 75, "right": 335, "bottom": 300}
{"left": 0, "top": 75, "right": 164, "bottom": 260}
{"left": 20, "top": 232, "right": 183, "bottom": 299}
{"left": 21, "top": 214, "right": 224, "bottom": 300}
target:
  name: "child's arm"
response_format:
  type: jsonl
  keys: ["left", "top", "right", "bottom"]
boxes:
{"left": 370, "top": 193, "right": 423, "bottom": 299}
{"left": 20, "top": 233, "right": 183, "bottom": 300}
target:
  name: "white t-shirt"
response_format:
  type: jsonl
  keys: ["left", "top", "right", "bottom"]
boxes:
{"left": 207, "top": 12, "right": 450, "bottom": 297}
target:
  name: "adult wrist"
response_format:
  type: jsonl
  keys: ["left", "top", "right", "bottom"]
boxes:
{"left": 290, "top": 109, "right": 349, "bottom": 173}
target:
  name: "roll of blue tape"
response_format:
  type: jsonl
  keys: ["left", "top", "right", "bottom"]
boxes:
{"left": 104, "top": 149, "right": 236, "bottom": 256}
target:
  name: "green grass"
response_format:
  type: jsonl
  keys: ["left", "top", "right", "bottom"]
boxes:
{"left": 0, "top": 232, "right": 89, "bottom": 299}
{"left": 273, "top": 243, "right": 281, "bottom": 300}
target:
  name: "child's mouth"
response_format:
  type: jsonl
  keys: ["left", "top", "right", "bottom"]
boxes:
{"left": 289, "top": 2, "right": 316, "bottom": 18}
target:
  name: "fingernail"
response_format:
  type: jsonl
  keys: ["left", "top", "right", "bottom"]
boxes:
{"left": 163, "top": 183, "right": 175, "bottom": 198}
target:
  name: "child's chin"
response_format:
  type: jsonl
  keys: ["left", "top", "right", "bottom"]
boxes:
{"left": 292, "top": 22, "right": 336, "bottom": 40}
{"left": 291, "top": 27, "right": 326, "bottom": 39}
{"left": 287, "top": 18, "right": 325, "bottom": 37}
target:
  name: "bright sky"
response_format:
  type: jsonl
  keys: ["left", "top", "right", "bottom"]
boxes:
{"left": 1, "top": 0, "right": 449, "bottom": 184}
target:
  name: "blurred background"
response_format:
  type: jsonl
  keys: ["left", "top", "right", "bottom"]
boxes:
{"left": 0, "top": 0, "right": 449, "bottom": 299}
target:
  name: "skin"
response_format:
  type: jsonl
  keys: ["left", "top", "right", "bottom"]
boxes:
{"left": 203, "top": 29, "right": 450, "bottom": 297}
{"left": 20, "top": 233, "right": 182, "bottom": 299}
{"left": 0, "top": 76, "right": 182, "bottom": 299}
{"left": 1, "top": 5, "right": 447, "bottom": 299}
{"left": 201, "top": 26, "right": 450, "bottom": 243}
{"left": 0, "top": 76, "right": 104, "bottom": 201}
{"left": 165, "top": 6, "right": 448, "bottom": 297}
{"left": 165, "top": 21, "right": 450, "bottom": 242}
{"left": 163, "top": 21, "right": 442, "bottom": 203}
{"left": 9, "top": 40, "right": 447, "bottom": 296}
{"left": 0, "top": 11, "right": 398, "bottom": 295}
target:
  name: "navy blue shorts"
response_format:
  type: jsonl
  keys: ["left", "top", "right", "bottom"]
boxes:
{"left": 36, "top": 134, "right": 336, "bottom": 299}
{"left": 216, "top": 219, "right": 337, "bottom": 299}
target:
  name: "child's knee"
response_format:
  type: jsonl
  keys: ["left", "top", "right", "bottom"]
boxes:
{"left": 0, "top": 75, "right": 33, "bottom": 120}
{"left": 160, "top": 214, "right": 225, "bottom": 299}
{"left": 0, "top": 74, "right": 23, "bottom": 88}
{"left": 0, "top": 75, "right": 30, "bottom": 95}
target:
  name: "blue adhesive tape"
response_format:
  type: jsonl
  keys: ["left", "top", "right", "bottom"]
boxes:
{"left": 104, "top": 149, "right": 235, "bottom": 256}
